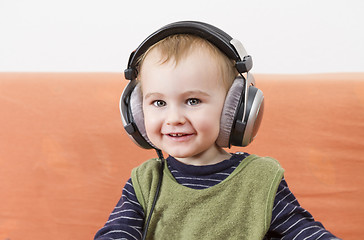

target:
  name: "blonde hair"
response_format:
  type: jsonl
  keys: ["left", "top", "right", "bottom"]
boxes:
{"left": 136, "top": 34, "right": 238, "bottom": 89}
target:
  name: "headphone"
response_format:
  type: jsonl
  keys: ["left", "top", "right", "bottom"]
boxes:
{"left": 120, "top": 21, "right": 264, "bottom": 149}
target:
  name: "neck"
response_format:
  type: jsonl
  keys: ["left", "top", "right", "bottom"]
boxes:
{"left": 174, "top": 144, "right": 231, "bottom": 166}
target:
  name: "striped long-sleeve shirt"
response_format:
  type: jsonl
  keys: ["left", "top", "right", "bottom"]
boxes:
{"left": 94, "top": 153, "right": 339, "bottom": 240}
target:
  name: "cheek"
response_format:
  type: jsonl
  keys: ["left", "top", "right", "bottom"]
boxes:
{"left": 193, "top": 109, "right": 222, "bottom": 136}
{"left": 143, "top": 108, "right": 161, "bottom": 134}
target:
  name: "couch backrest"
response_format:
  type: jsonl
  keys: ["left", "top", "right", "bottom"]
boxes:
{"left": 0, "top": 72, "right": 363, "bottom": 239}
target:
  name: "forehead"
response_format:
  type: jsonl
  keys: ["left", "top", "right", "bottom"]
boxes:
{"left": 136, "top": 34, "right": 236, "bottom": 91}
{"left": 141, "top": 46, "right": 221, "bottom": 81}
{"left": 138, "top": 34, "right": 219, "bottom": 67}
{"left": 139, "top": 46, "right": 226, "bottom": 94}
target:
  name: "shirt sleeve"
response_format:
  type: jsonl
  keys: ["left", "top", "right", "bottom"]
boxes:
{"left": 266, "top": 178, "right": 340, "bottom": 240}
{"left": 94, "top": 178, "right": 145, "bottom": 240}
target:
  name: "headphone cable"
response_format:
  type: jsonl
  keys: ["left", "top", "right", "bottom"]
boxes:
{"left": 141, "top": 149, "right": 165, "bottom": 240}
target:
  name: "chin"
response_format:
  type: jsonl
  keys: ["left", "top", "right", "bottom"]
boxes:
{"left": 163, "top": 148, "right": 197, "bottom": 159}
{"left": 165, "top": 151, "right": 191, "bottom": 159}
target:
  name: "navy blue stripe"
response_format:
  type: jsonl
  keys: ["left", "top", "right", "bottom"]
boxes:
{"left": 166, "top": 152, "right": 247, "bottom": 189}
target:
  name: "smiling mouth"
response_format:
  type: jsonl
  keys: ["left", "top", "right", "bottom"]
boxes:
{"left": 165, "top": 133, "right": 194, "bottom": 143}
{"left": 169, "top": 133, "right": 186, "bottom": 137}
{"left": 166, "top": 133, "right": 194, "bottom": 140}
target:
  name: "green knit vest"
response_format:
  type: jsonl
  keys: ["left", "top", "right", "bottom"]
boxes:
{"left": 131, "top": 154, "right": 284, "bottom": 240}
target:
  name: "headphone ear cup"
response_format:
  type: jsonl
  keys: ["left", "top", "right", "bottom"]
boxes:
{"left": 120, "top": 81, "right": 155, "bottom": 149}
{"left": 129, "top": 84, "right": 156, "bottom": 148}
{"left": 216, "top": 78, "right": 244, "bottom": 148}
{"left": 243, "top": 86, "right": 264, "bottom": 146}
{"left": 230, "top": 86, "right": 264, "bottom": 147}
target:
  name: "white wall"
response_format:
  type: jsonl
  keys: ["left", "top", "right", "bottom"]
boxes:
{"left": 0, "top": 0, "right": 363, "bottom": 74}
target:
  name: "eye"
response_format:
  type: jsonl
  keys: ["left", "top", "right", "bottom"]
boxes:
{"left": 153, "top": 100, "right": 166, "bottom": 107}
{"left": 186, "top": 98, "right": 201, "bottom": 106}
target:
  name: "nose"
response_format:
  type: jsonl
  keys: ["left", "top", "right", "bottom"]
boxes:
{"left": 165, "top": 105, "right": 186, "bottom": 126}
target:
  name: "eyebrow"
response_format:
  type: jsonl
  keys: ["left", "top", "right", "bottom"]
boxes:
{"left": 144, "top": 92, "right": 162, "bottom": 100}
{"left": 144, "top": 90, "right": 210, "bottom": 100}
{"left": 183, "top": 90, "right": 211, "bottom": 98}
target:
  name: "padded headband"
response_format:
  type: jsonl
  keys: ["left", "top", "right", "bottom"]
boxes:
{"left": 124, "top": 21, "right": 252, "bottom": 80}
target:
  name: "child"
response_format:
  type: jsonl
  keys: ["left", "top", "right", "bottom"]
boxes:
{"left": 95, "top": 21, "right": 339, "bottom": 239}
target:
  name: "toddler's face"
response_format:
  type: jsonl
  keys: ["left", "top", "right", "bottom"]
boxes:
{"left": 140, "top": 47, "right": 228, "bottom": 165}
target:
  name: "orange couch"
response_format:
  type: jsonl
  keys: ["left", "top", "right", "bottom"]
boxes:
{"left": 0, "top": 72, "right": 363, "bottom": 239}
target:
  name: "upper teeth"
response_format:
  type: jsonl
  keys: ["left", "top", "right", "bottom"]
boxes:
{"left": 171, "top": 133, "right": 183, "bottom": 137}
